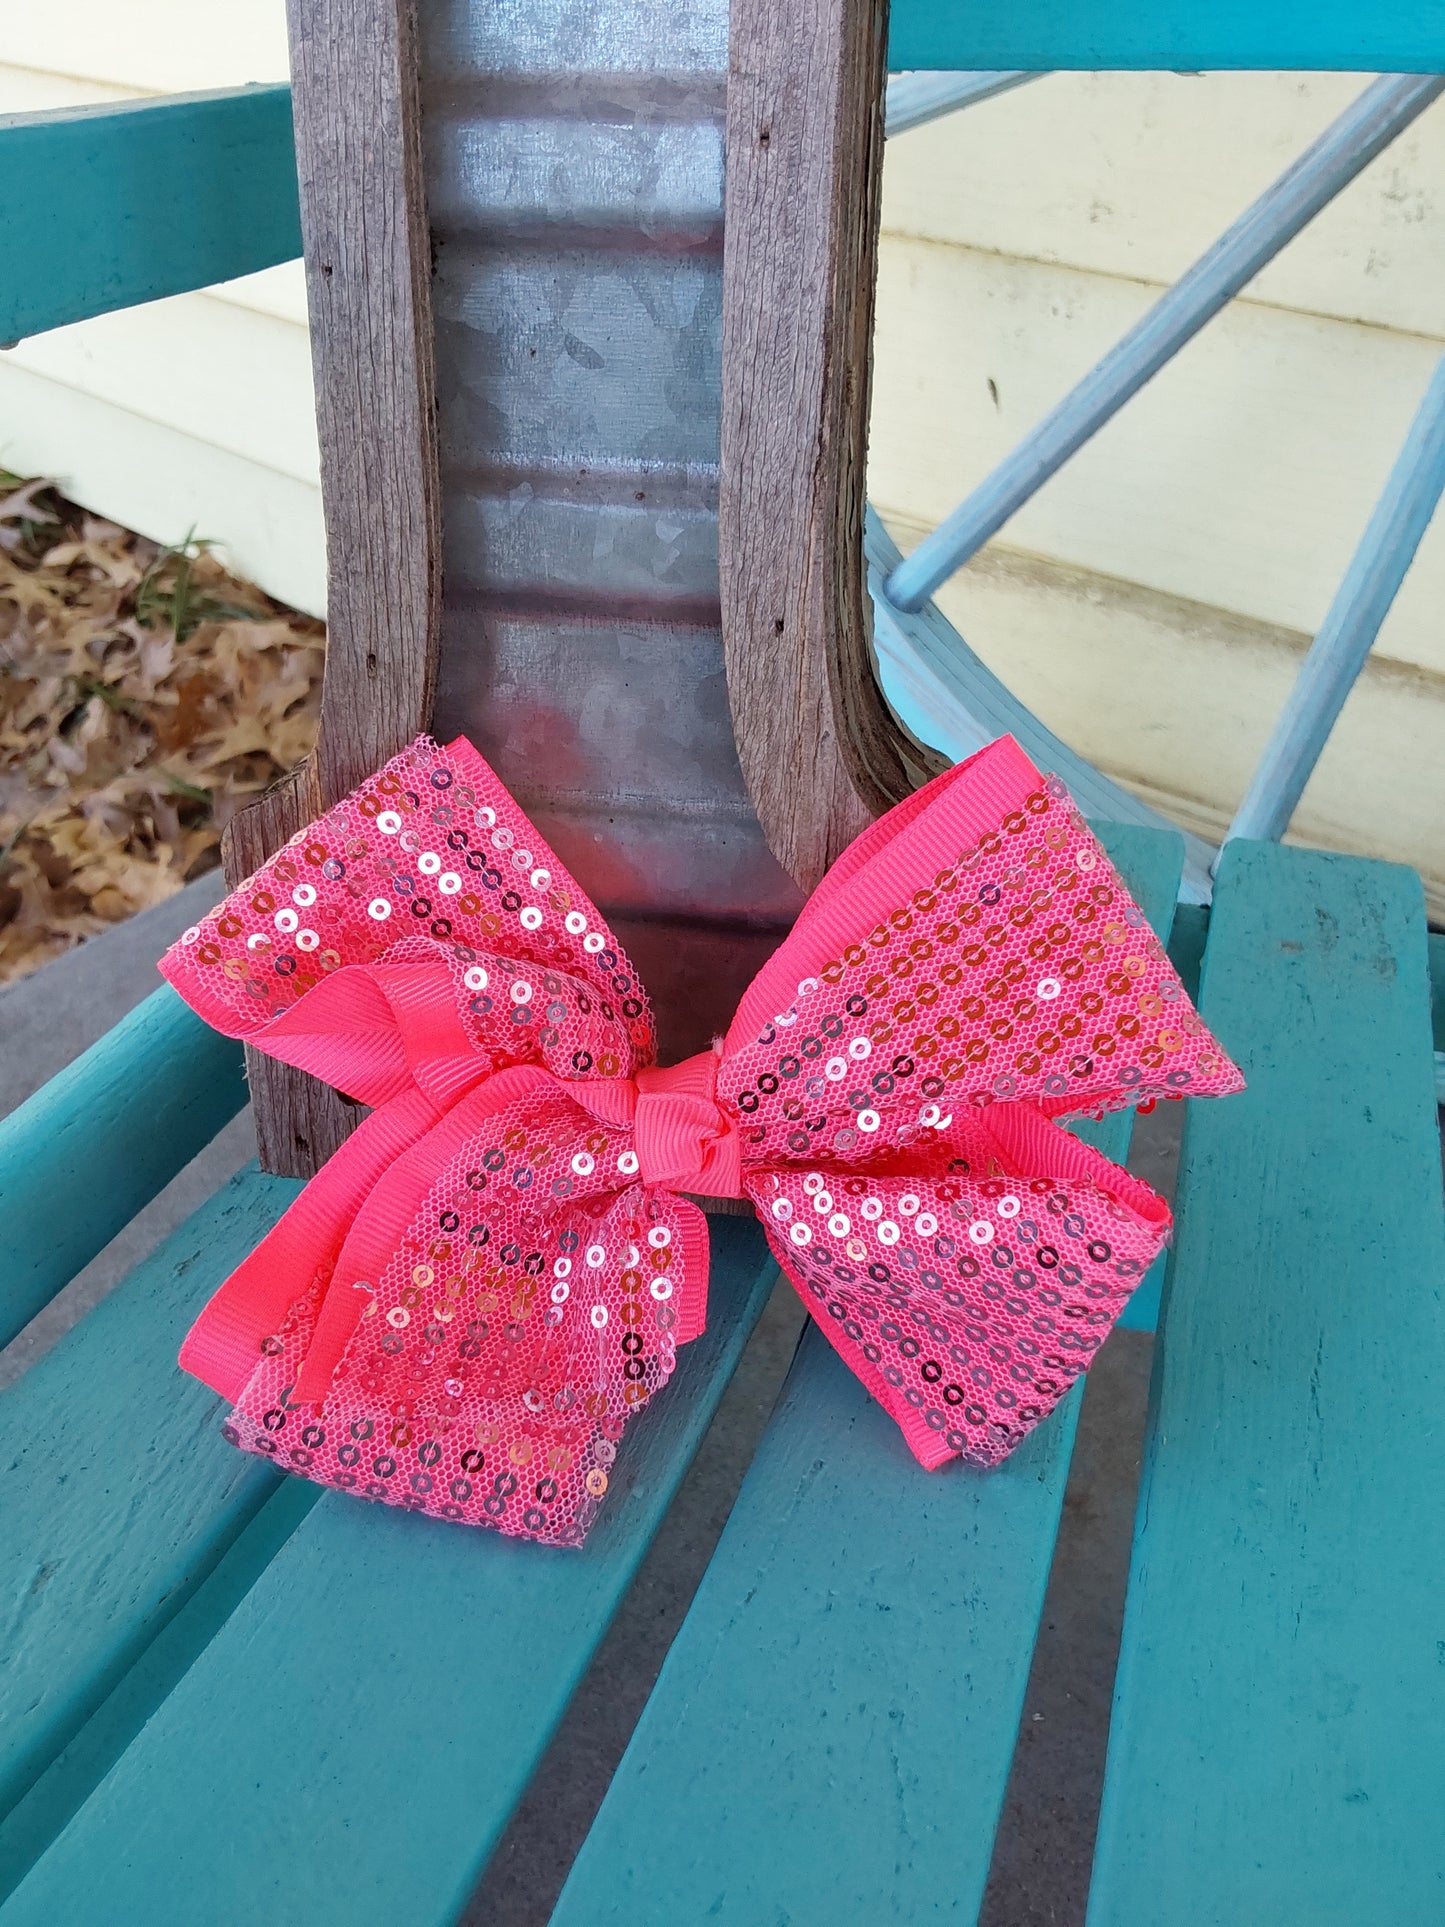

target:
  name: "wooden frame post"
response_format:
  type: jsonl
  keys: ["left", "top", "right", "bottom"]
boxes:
{"left": 721, "top": 0, "right": 939, "bottom": 894}
{"left": 223, "top": 0, "right": 441, "bottom": 1175}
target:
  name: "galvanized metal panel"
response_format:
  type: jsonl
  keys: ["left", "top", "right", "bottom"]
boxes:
{"left": 421, "top": 0, "right": 800, "bottom": 1059}
{"left": 421, "top": 0, "right": 729, "bottom": 78}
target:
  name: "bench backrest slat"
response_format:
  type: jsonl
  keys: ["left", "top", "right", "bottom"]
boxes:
{"left": 0, "top": 988, "right": 245, "bottom": 1346}
{"left": 886, "top": 0, "right": 1445, "bottom": 71}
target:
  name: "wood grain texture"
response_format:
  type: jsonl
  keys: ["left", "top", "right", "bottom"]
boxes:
{"left": 0, "top": 986, "right": 246, "bottom": 1344}
{"left": 720, "top": 0, "right": 940, "bottom": 895}
{"left": 0, "top": 1223, "right": 778, "bottom": 1927}
{"left": 223, "top": 0, "right": 442, "bottom": 1176}
{"left": 0, "top": 1481, "right": 318, "bottom": 1904}
{"left": 551, "top": 826, "right": 1184, "bottom": 1926}
{"left": 0, "top": 1167, "right": 299, "bottom": 1890}
{"left": 1089, "top": 841, "right": 1445, "bottom": 1924}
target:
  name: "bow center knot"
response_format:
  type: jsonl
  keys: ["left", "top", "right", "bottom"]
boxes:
{"left": 633, "top": 1051, "right": 743, "bottom": 1198}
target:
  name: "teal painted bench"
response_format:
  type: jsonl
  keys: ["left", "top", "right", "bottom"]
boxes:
{"left": 4, "top": 0, "right": 1445, "bottom": 1915}
{"left": 2, "top": 824, "right": 1441, "bottom": 1922}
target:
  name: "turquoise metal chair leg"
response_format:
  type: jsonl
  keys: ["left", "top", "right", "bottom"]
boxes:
{"left": 1225, "top": 355, "right": 1445, "bottom": 845}
{"left": 884, "top": 70, "right": 1045, "bottom": 135}
{"left": 866, "top": 507, "right": 1221, "bottom": 901}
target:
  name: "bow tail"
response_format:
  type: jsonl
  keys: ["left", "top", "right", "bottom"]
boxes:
{"left": 212, "top": 1073, "right": 711, "bottom": 1545}
{"left": 779, "top": 1253, "right": 964, "bottom": 1471}
{"left": 746, "top": 1151, "right": 1170, "bottom": 1471}
{"left": 283, "top": 1064, "right": 553, "bottom": 1404}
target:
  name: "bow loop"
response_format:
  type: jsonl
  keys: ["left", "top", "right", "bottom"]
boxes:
{"left": 161, "top": 732, "right": 1243, "bottom": 1549}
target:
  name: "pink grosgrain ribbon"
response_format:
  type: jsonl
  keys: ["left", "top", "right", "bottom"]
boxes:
{"left": 160, "top": 733, "right": 1242, "bottom": 1547}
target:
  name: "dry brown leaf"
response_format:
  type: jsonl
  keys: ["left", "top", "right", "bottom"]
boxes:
{"left": 0, "top": 477, "right": 325, "bottom": 984}
{"left": 0, "top": 477, "right": 61, "bottom": 551}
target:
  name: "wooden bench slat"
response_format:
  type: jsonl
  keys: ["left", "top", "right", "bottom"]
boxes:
{"left": 0, "top": 986, "right": 247, "bottom": 1346}
{"left": 1113, "top": 901, "right": 1214, "bottom": 1335}
{"left": 0, "top": 1479, "right": 317, "bottom": 1901}
{"left": 0, "top": 1168, "right": 298, "bottom": 1869}
{"left": 1088, "top": 842, "right": 1445, "bottom": 1924}
{"left": 0, "top": 1220, "right": 779, "bottom": 1927}
{"left": 556, "top": 1323, "right": 1088, "bottom": 1925}
{"left": 1113, "top": 1249, "right": 1165, "bottom": 1333}
{"left": 550, "top": 825, "right": 1183, "bottom": 1926}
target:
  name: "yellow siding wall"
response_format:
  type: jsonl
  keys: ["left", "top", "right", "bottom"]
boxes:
{"left": 2, "top": 34, "right": 1440, "bottom": 898}
{"left": 0, "top": 5, "right": 324, "bottom": 614}
{"left": 872, "top": 72, "right": 1444, "bottom": 907}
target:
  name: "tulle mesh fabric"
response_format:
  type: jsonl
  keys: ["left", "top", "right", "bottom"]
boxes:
{"left": 170, "top": 735, "right": 652, "bottom": 1072}
{"left": 161, "top": 734, "right": 1242, "bottom": 1546}
{"left": 224, "top": 1086, "right": 704, "bottom": 1547}
{"left": 719, "top": 775, "right": 1230, "bottom": 1131}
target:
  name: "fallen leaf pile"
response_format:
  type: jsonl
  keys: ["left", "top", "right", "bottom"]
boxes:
{"left": 0, "top": 473, "right": 326, "bottom": 984}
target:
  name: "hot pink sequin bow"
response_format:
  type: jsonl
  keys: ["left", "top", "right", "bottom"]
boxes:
{"left": 161, "top": 733, "right": 1242, "bottom": 1547}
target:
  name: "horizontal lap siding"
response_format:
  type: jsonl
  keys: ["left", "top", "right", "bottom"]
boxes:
{"left": 0, "top": 15, "right": 323, "bottom": 614}
{"left": 871, "top": 71, "right": 1444, "bottom": 884}
{"left": 876, "top": 515, "right": 1445, "bottom": 917}
{"left": 871, "top": 239, "right": 1445, "bottom": 667}
{"left": 1, "top": 0, "right": 289, "bottom": 96}
{"left": 0, "top": 346, "right": 325, "bottom": 616}
{"left": 7, "top": 287, "right": 318, "bottom": 491}
{"left": 879, "top": 72, "right": 1445, "bottom": 340}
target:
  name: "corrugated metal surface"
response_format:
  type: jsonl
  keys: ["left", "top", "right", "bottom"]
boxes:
{"left": 422, "top": 0, "right": 801, "bottom": 1058}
